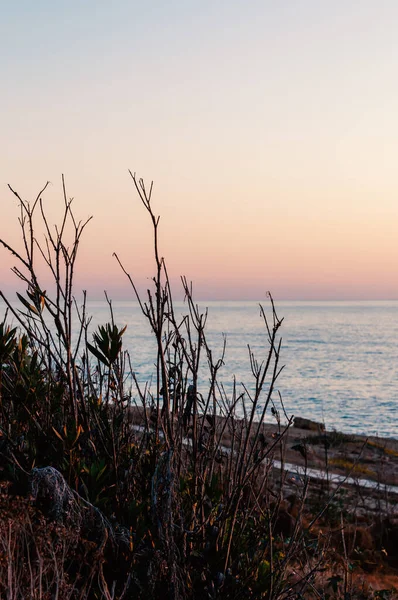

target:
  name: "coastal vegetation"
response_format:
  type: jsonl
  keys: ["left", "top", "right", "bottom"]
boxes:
{"left": 0, "top": 174, "right": 397, "bottom": 599}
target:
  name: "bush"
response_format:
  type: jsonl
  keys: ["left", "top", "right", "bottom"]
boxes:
{"left": 0, "top": 174, "right": 390, "bottom": 599}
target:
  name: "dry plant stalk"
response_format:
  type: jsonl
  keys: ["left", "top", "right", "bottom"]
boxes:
{"left": 0, "top": 176, "right": 92, "bottom": 427}
{"left": 0, "top": 173, "right": 364, "bottom": 599}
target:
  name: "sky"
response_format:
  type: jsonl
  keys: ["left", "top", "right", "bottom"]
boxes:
{"left": 1, "top": 0, "right": 398, "bottom": 301}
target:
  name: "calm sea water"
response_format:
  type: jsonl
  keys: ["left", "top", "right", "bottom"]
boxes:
{"left": 84, "top": 300, "right": 398, "bottom": 440}
{"left": 2, "top": 299, "right": 398, "bottom": 438}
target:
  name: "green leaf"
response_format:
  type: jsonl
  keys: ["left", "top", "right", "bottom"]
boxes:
{"left": 96, "top": 464, "right": 107, "bottom": 482}
{"left": 87, "top": 342, "right": 109, "bottom": 366}
{"left": 17, "top": 292, "right": 38, "bottom": 315}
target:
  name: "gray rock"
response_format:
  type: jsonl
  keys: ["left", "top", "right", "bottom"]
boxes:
{"left": 293, "top": 416, "right": 325, "bottom": 432}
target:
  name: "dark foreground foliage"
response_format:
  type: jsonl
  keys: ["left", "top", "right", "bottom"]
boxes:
{"left": 0, "top": 175, "right": 397, "bottom": 599}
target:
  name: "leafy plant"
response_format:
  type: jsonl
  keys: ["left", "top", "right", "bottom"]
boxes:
{"left": 0, "top": 174, "right": 390, "bottom": 599}
{"left": 87, "top": 323, "right": 127, "bottom": 367}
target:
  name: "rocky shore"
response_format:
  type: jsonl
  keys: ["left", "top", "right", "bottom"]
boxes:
{"left": 275, "top": 416, "right": 398, "bottom": 488}
{"left": 128, "top": 407, "right": 398, "bottom": 507}
{"left": 125, "top": 407, "right": 398, "bottom": 593}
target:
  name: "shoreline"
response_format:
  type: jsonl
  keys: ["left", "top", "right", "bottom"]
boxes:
{"left": 251, "top": 418, "right": 398, "bottom": 491}
{"left": 128, "top": 407, "right": 398, "bottom": 490}
{"left": 281, "top": 419, "right": 398, "bottom": 488}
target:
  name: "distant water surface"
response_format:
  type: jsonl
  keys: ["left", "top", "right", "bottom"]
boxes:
{"left": 84, "top": 300, "right": 398, "bottom": 439}
{"left": 2, "top": 299, "right": 397, "bottom": 439}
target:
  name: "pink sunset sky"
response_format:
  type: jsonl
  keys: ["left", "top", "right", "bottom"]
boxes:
{"left": 1, "top": 1, "right": 398, "bottom": 301}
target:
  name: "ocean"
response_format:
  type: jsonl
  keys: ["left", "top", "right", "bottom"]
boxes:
{"left": 85, "top": 300, "right": 398, "bottom": 440}
{"left": 2, "top": 298, "right": 398, "bottom": 439}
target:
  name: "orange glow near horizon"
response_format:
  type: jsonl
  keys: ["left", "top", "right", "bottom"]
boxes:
{"left": 2, "top": 3, "right": 398, "bottom": 301}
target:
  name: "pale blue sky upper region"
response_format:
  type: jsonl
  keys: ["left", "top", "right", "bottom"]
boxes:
{"left": 1, "top": 1, "right": 398, "bottom": 300}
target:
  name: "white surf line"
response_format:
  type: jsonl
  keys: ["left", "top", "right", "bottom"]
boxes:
{"left": 273, "top": 459, "right": 398, "bottom": 495}
{"left": 131, "top": 424, "right": 398, "bottom": 495}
